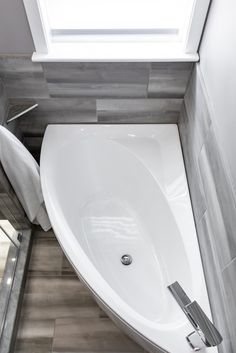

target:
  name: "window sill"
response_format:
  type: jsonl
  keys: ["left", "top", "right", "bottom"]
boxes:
{"left": 32, "top": 42, "right": 199, "bottom": 62}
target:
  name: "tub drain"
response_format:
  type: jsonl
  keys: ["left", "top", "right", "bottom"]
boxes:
{"left": 121, "top": 254, "right": 132, "bottom": 265}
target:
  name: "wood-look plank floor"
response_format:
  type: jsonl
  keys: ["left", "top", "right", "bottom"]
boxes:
{"left": 14, "top": 228, "right": 145, "bottom": 353}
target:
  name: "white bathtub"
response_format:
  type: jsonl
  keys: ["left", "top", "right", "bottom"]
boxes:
{"left": 41, "top": 124, "right": 217, "bottom": 353}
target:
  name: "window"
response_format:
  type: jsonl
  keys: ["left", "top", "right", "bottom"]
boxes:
{"left": 23, "top": 0, "right": 210, "bottom": 61}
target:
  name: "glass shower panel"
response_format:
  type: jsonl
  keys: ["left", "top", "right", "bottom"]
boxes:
{"left": 0, "top": 233, "right": 11, "bottom": 284}
{"left": 0, "top": 221, "right": 20, "bottom": 339}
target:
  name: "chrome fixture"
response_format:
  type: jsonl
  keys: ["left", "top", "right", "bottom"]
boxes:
{"left": 168, "top": 281, "right": 222, "bottom": 351}
{"left": 121, "top": 254, "right": 132, "bottom": 265}
{"left": 6, "top": 103, "right": 38, "bottom": 124}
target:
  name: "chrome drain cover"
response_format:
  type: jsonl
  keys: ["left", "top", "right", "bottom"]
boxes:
{"left": 121, "top": 254, "right": 132, "bottom": 265}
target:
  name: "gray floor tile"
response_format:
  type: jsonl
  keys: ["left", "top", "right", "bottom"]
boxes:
{"left": 28, "top": 235, "right": 64, "bottom": 276}
{"left": 52, "top": 317, "right": 143, "bottom": 353}
{"left": 14, "top": 337, "right": 53, "bottom": 353}
{"left": 14, "top": 229, "right": 145, "bottom": 353}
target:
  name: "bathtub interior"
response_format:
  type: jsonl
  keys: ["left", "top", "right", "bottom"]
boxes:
{"left": 50, "top": 137, "right": 192, "bottom": 325}
{"left": 41, "top": 124, "right": 215, "bottom": 352}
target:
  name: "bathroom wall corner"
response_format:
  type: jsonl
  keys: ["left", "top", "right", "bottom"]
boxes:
{"left": 179, "top": 65, "right": 236, "bottom": 353}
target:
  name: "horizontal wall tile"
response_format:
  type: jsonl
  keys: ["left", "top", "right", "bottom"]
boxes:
{"left": 97, "top": 98, "right": 182, "bottom": 123}
{"left": 47, "top": 82, "right": 148, "bottom": 98}
{"left": 23, "top": 98, "right": 182, "bottom": 156}
{"left": 44, "top": 62, "right": 150, "bottom": 98}
{"left": 43, "top": 62, "right": 150, "bottom": 84}
{"left": 52, "top": 317, "right": 143, "bottom": 353}
{"left": 0, "top": 57, "right": 49, "bottom": 99}
{"left": 151, "top": 62, "right": 193, "bottom": 70}
{"left": 0, "top": 57, "right": 43, "bottom": 74}
{"left": 18, "top": 98, "right": 97, "bottom": 135}
{"left": 0, "top": 57, "right": 194, "bottom": 160}
{"left": 148, "top": 62, "right": 193, "bottom": 98}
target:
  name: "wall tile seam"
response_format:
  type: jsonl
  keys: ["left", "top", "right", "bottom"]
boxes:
{"left": 182, "top": 63, "right": 195, "bottom": 101}
{"left": 221, "top": 255, "right": 236, "bottom": 273}
{"left": 185, "top": 69, "right": 236, "bottom": 239}
{"left": 183, "top": 77, "right": 236, "bottom": 335}
{"left": 180, "top": 102, "right": 208, "bottom": 218}
{"left": 183, "top": 96, "right": 212, "bottom": 158}
{"left": 196, "top": 64, "right": 236, "bottom": 204}
{"left": 197, "top": 209, "right": 223, "bottom": 277}
{"left": 177, "top": 114, "right": 207, "bottom": 222}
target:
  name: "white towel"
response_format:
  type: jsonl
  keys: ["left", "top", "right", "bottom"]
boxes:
{"left": 0, "top": 126, "right": 51, "bottom": 231}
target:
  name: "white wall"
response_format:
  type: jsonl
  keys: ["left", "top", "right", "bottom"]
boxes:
{"left": 0, "top": 0, "right": 34, "bottom": 54}
{"left": 199, "top": 0, "right": 236, "bottom": 194}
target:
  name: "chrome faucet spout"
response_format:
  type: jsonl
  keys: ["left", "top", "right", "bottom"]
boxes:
{"left": 168, "top": 281, "right": 223, "bottom": 350}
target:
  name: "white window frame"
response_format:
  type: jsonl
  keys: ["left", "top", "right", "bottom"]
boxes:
{"left": 23, "top": 0, "right": 211, "bottom": 62}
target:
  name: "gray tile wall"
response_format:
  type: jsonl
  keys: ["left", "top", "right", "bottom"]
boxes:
{"left": 179, "top": 66, "right": 236, "bottom": 353}
{"left": 0, "top": 77, "right": 30, "bottom": 229}
{"left": 0, "top": 163, "right": 30, "bottom": 230}
{"left": 0, "top": 56, "right": 193, "bottom": 160}
{"left": 0, "top": 78, "right": 8, "bottom": 125}
{"left": 1, "top": 56, "right": 235, "bottom": 353}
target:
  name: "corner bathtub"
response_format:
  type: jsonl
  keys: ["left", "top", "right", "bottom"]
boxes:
{"left": 41, "top": 125, "right": 216, "bottom": 353}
